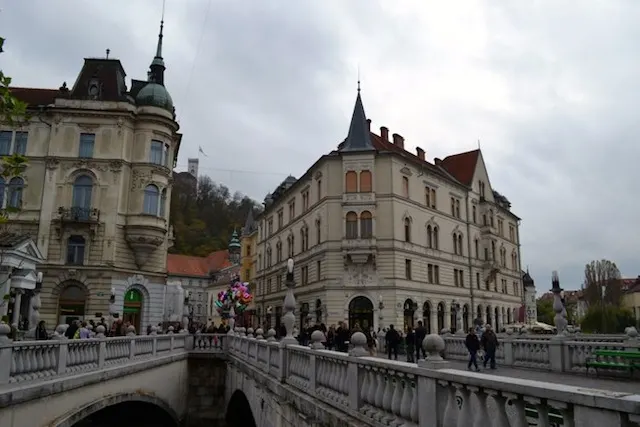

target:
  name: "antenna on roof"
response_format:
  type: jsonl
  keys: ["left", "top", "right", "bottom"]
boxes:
{"left": 357, "top": 63, "right": 361, "bottom": 93}
{"left": 162, "top": 0, "right": 166, "bottom": 20}
{"left": 105, "top": 48, "right": 110, "bottom": 59}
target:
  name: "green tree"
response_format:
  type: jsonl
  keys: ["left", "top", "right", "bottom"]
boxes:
{"left": 536, "top": 298, "right": 554, "bottom": 325}
{"left": 0, "top": 36, "right": 29, "bottom": 225}
{"left": 580, "top": 305, "right": 635, "bottom": 334}
{"left": 169, "top": 175, "right": 261, "bottom": 256}
{"left": 583, "top": 259, "right": 623, "bottom": 306}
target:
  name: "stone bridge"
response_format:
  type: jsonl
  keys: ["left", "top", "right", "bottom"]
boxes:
{"left": 0, "top": 328, "right": 639, "bottom": 427}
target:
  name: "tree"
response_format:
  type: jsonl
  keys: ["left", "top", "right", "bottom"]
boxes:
{"left": 582, "top": 259, "right": 623, "bottom": 306}
{"left": 0, "top": 36, "right": 29, "bottom": 226}
{"left": 169, "top": 175, "right": 262, "bottom": 257}
{"left": 580, "top": 305, "right": 635, "bottom": 334}
{"left": 536, "top": 298, "right": 554, "bottom": 325}
{"left": 0, "top": 37, "right": 28, "bottom": 125}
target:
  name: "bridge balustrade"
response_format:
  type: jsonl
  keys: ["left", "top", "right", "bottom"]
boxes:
{"left": 0, "top": 333, "right": 227, "bottom": 385}
{"left": 226, "top": 331, "right": 640, "bottom": 427}
{"left": 441, "top": 329, "right": 639, "bottom": 373}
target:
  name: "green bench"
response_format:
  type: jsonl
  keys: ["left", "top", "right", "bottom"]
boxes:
{"left": 585, "top": 349, "right": 640, "bottom": 377}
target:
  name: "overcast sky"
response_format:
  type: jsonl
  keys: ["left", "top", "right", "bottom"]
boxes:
{"left": 2, "top": 1, "right": 639, "bottom": 290}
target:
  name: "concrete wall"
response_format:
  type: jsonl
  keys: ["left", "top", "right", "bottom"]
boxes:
{"left": 0, "top": 354, "right": 189, "bottom": 427}
{"left": 185, "top": 355, "right": 228, "bottom": 427}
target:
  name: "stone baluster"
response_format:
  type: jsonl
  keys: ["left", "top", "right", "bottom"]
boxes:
{"left": 149, "top": 325, "right": 158, "bottom": 336}
{"left": 0, "top": 324, "right": 11, "bottom": 384}
{"left": 255, "top": 328, "right": 264, "bottom": 340}
{"left": 247, "top": 327, "right": 255, "bottom": 340}
{"left": 349, "top": 331, "right": 369, "bottom": 356}
{"left": 52, "top": 324, "right": 68, "bottom": 339}
{"left": 309, "top": 330, "right": 325, "bottom": 349}
{"left": 266, "top": 328, "right": 276, "bottom": 342}
{"left": 126, "top": 325, "right": 136, "bottom": 336}
{"left": 167, "top": 326, "right": 174, "bottom": 334}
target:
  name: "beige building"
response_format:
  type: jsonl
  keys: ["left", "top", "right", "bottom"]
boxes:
{"left": 4, "top": 21, "right": 181, "bottom": 332}
{"left": 254, "top": 90, "right": 524, "bottom": 334}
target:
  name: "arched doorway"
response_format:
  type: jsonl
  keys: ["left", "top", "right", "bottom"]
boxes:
{"left": 486, "top": 306, "right": 492, "bottom": 328}
{"left": 463, "top": 304, "right": 470, "bottom": 331}
{"left": 123, "top": 289, "right": 143, "bottom": 332}
{"left": 403, "top": 299, "right": 415, "bottom": 330}
{"left": 226, "top": 390, "right": 257, "bottom": 427}
{"left": 437, "top": 302, "right": 445, "bottom": 332}
{"left": 422, "top": 302, "right": 431, "bottom": 334}
{"left": 348, "top": 296, "right": 373, "bottom": 330}
{"left": 58, "top": 282, "right": 87, "bottom": 325}
{"left": 70, "top": 401, "right": 177, "bottom": 427}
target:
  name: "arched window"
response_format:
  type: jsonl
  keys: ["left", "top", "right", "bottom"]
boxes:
{"left": 276, "top": 241, "right": 282, "bottom": 262}
{"left": 427, "top": 225, "right": 433, "bottom": 248}
{"left": 474, "top": 238, "right": 479, "bottom": 258}
{"left": 472, "top": 205, "right": 477, "bottom": 223}
{"left": 58, "top": 282, "right": 87, "bottom": 324}
{"left": 0, "top": 177, "right": 5, "bottom": 208}
{"left": 143, "top": 184, "right": 159, "bottom": 215}
{"left": 66, "top": 235, "right": 86, "bottom": 265}
{"left": 458, "top": 234, "right": 463, "bottom": 256}
{"left": 345, "top": 211, "right": 358, "bottom": 239}
{"left": 452, "top": 234, "right": 458, "bottom": 254}
{"left": 433, "top": 226, "right": 439, "bottom": 249}
{"left": 160, "top": 189, "right": 167, "bottom": 217}
{"left": 489, "top": 210, "right": 494, "bottom": 227}
{"left": 360, "top": 211, "right": 373, "bottom": 238}
{"left": 345, "top": 171, "right": 357, "bottom": 193}
{"left": 404, "top": 217, "right": 411, "bottom": 242}
{"left": 72, "top": 175, "right": 93, "bottom": 219}
{"left": 315, "top": 219, "right": 321, "bottom": 244}
{"left": 491, "top": 241, "right": 496, "bottom": 260}
{"left": 359, "top": 170, "right": 372, "bottom": 192}
{"left": 402, "top": 176, "right": 409, "bottom": 198}
{"left": 8, "top": 177, "right": 24, "bottom": 209}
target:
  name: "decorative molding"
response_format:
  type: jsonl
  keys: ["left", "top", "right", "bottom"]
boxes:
{"left": 314, "top": 171, "right": 323, "bottom": 180}
{"left": 77, "top": 123, "right": 101, "bottom": 132}
{"left": 423, "top": 180, "right": 438, "bottom": 188}
{"left": 401, "top": 211, "right": 412, "bottom": 223}
{"left": 108, "top": 160, "right": 123, "bottom": 173}
{"left": 400, "top": 166, "right": 412, "bottom": 176}
{"left": 62, "top": 159, "right": 109, "bottom": 173}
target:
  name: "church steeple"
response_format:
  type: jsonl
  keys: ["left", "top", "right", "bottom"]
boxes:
{"left": 149, "top": 17, "right": 166, "bottom": 85}
{"left": 339, "top": 84, "right": 374, "bottom": 152}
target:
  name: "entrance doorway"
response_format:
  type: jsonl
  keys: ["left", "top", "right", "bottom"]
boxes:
{"left": 348, "top": 296, "right": 373, "bottom": 330}
{"left": 403, "top": 299, "right": 416, "bottom": 330}
{"left": 123, "top": 289, "right": 143, "bottom": 332}
{"left": 58, "top": 282, "right": 87, "bottom": 325}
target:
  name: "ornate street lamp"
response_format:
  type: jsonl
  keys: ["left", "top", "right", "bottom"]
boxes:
{"left": 281, "top": 258, "right": 297, "bottom": 345}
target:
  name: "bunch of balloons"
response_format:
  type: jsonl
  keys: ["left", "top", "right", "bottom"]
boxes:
{"left": 215, "top": 277, "right": 253, "bottom": 317}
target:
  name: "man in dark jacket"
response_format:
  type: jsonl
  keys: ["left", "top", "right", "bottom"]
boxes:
{"left": 414, "top": 320, "right": 427, "bottom": 361}
{"left": 335, "top": 321, "right": 350, "bottom": 353}
{"left": 385, "top": 324, "right": 400, "bottom": 360}
{"left": 481, "top": 324, "right": 499, "bottom": 369}
{"left": 465, "top": 327, "right": 480, "bottom": 371}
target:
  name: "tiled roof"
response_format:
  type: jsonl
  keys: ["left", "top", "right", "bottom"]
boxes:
{"left": 10, "top": 87, "right": 60, "bottom": 107}
{"left": 440, "top": 150, "right": 480, "bottom": 186}
{"left": 167, "top": 249, "right": 232, "bottom": 277}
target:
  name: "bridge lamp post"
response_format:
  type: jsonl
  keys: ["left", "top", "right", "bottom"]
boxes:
{"left": 281, "top": 258, "right": 297, "bottom": 345}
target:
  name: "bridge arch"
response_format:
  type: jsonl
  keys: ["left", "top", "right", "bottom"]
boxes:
{"left": 226, "top": 390, "right": 258, "bottom": 427}
{"left": 51, "top": 392, "right": 179, "bottom": 427}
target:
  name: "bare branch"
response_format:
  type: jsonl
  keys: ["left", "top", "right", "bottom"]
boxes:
{"left": 583, "top": 259, "right": 623, "bottom": 305}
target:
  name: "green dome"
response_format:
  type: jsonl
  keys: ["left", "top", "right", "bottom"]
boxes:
{"left": 136, "top": 83, "right": 173, "bottom": 111}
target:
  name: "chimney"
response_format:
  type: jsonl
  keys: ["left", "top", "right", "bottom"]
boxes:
{"left": 434, "top": 157, "right": 442, "bottom": 165}
{"left": 380, "top": 126, "right": 389, "bottom": 142}
{"left": 392, "top": 133, "right": 404, "bottom": 149}
{"left": 416, "top": 147, "right": 425, "bottom": 160}
{"left": 366, "top": 119, "right": 371, "bottom": 133}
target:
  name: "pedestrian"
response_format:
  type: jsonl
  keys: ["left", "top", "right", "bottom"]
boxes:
{"left": 405, "top": 326, "right": 415, "bottom": 363}
{"left": 465, "top": 327, "right": 480, "bottom": 371}
{"left": 481, "top": 324, "right": 499, "bottom": 370}
{"left": 385, "top": 324, "right": 400, "bottom": 360}
{"left": 414, "top": 320, "right": 427, "bottom": 361}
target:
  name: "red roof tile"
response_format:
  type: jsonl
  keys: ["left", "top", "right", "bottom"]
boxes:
{"left": 167, "top": 249, "right": 231, "bottom": 277}
{"left": 10, "top": 87, "right": 59, "bottom": 106}
{"left": 440, "top": 150, "right": 480, "bottom": 186}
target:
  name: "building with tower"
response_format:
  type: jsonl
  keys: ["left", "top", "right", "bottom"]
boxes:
{"left": 522, "top": 271, "right": 537, "bottom": 324}
{"left": 228, "top": 230, "right": 241, "bottom": 265}
{"left": 253, "top": 87, "right": 524, "bottom": 334}
{"left": 3, "top": 17, "right": 181, "bottom": 332}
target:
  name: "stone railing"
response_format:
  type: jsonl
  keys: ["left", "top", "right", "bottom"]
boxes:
{"left": 0, "top": 332, "right": 229, "bottom": 386}
{"left": 442, "top": 327, "right": 640, "bottom": 373}
{"left": 227, "top": 329, "right": 640, "bottom": 427}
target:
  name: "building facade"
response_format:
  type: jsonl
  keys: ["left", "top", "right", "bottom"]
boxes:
{"left": 253, "top": 90, "right": 524, "bottom": 334}
{"left": 4, "top": 21, "right": 181, "bottom": 332}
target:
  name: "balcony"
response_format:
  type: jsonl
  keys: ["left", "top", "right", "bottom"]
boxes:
{"left": 125, "top": 214, "right": 167, "bottom": 268}
{"left": 54, "top": 207, "right": 101, "bottom": 238}
{"left": 342, "top": 238, "right": 377, "bottom": 264}
{"left": 480, "top": 223, "right": 495, "bottom": 235}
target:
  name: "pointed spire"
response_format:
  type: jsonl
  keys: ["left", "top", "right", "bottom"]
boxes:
{"left": 242, "top": 209, "right": 256, "bottom": 236}
{"left": 149, "top": 3, "right": 166, "bottom": 85}
{"left": 340, "top": 85, "right": 374, "bottom": 152}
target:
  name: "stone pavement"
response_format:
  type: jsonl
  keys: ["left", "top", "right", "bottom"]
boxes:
{"left": 377, "top": 354, "right": 638, "bottom": 393}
